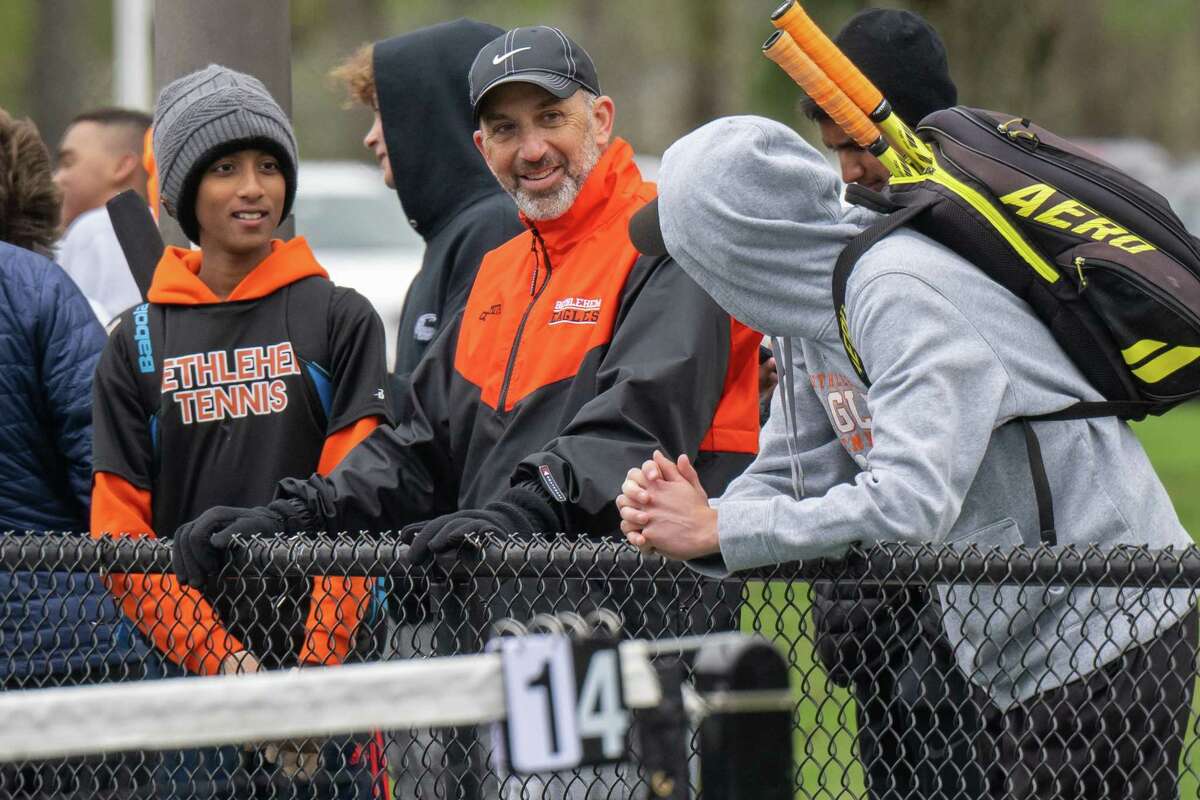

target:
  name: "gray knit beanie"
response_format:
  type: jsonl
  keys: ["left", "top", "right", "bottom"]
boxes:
{"left": 153, "top": 64, "right": 298, "bottom": 243}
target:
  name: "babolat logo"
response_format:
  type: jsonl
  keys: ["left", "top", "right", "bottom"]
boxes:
{"left": 132, "top": 303, "right": 154, "bottom": 374}
{"left": 999, "top": 183, "right": 1157, "bottom": 255}
{"left": 549, "top": 296, "right": 601, "bottom": 326}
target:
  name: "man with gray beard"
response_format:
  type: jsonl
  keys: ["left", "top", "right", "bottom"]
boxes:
{"left": 173, "top": 28, "right": 762, "bottom": 796}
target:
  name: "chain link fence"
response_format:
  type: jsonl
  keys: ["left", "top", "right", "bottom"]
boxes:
{"left": 1, "top": 532, "right": 1198, "bottom": 799}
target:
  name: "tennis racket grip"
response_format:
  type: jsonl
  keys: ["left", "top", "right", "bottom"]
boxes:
{"left": 762, "top": 31, "right": 878, "bottom": 149}
{"left": 771, "top": 1, "right": 883, "bottom": 116}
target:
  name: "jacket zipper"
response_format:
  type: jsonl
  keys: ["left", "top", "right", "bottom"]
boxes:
{"left": 497, "top": 227, "right": 553, "bottom": 410}
{"left": 943, "top": 109, "right": 1200, "bottom": 264}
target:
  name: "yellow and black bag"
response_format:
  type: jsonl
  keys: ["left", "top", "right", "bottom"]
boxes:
{"left": 835, "top": 106, "right": 1200, "bottom": 420}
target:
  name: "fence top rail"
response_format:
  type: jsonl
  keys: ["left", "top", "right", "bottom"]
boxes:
{"left": 2, "top": 533, "right": 1199, "bottom": 587}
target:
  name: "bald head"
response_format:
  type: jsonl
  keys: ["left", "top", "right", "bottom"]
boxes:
{"left": 53, "top": 107, "right": 151, "bottom": 227}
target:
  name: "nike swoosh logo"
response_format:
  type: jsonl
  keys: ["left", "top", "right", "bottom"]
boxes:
{"left": 492, "top": 47, "right": 531, "bottom": 65}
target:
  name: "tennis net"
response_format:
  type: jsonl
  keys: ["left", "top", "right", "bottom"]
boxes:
{"left": 0, "top": 622, "right": 792, "bottom": 800}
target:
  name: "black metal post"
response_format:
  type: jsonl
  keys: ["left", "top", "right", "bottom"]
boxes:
{"left": 693, "top": 636, "right": 793, "bottom": 800}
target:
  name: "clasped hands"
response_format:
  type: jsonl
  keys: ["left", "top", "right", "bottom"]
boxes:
{"left": 220, "top": 651, "right": 322, "bottom": 781}
{"left": 615, "top": 450, "right": 720, "bottom": 561}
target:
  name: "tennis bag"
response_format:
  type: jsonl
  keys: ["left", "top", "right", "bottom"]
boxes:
{"left": 835, "top": 106, "right": 1200, "bottom": 421}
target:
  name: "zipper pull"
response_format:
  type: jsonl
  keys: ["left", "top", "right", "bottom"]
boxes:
{"left": 528, "top": 224, "right": 553, "bottom": 296}
{"left": 528, "top": 237, "right": 540, "bottom": 297}
{"left": 1073, "top": 256, "right": 1088, "bottom": 290}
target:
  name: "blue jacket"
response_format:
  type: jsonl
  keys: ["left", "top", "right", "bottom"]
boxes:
{"left": 0, "top": 241, "right": 144, "bottom": 680}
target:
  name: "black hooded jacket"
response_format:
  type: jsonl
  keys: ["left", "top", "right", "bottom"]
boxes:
{"left": 373, "top": 19, "right": 524, "bottom": 382}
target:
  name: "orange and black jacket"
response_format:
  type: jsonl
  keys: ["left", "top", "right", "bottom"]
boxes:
{"left": 273, "top": 140, "right": 761, "bottom": 536}
{"left": 90, "top": 238, "right": 391, "bottom": 675}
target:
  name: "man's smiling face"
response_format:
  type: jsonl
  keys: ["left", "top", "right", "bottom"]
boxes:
{"left": 473, "top": 82, "right": 613, "bottom": 221}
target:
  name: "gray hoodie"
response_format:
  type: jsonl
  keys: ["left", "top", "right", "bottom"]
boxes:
{"left": 658, "top": 116, "right": 1192, "bottom": 709}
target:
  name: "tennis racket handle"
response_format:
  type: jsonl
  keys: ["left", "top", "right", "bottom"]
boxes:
{"left": 770, "top": 1, "right": 884, "bottom": 116}
{"left": 762, "top": 31, "right": 878, "bottom": 149}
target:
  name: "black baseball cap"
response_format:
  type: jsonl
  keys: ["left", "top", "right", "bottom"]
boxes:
{"left": 628, "top": 197, "right": 667, "bottom": 257}
{"left": 469, "top": 26, "right": 601, "bottom": 119}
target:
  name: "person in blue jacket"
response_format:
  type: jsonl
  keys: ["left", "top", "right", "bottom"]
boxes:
{"left": 0, "top": 107, "right": 148, "bottom": 798}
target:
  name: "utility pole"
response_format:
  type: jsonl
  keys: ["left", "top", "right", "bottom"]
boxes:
{"left": 152, "top": 0, "right": 293, "bottom": 245}
{"left": 114, "top": 0, "right": 152, "bottom": 110}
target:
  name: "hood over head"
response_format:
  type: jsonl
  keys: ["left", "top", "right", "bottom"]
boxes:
{"left": 373, "top": 19, "right": 505, "bottom": 240}
{"left": 656, "top": 115, "right": 874, "bottom": 340}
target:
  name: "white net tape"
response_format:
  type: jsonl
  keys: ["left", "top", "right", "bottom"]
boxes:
{"left": 0, "top": 641, "right": 664, "bottom": 762}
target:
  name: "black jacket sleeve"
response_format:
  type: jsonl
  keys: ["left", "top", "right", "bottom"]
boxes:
{"left": 275, "top": 315, "right": 463, "bottom": 533}
{"left": 514, "top": 255, "right": 731, "bottom": 534}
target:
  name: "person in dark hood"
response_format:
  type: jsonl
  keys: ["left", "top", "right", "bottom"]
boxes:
{"left": 332, "top": 19, "right": 524, "bottom": 391}
{"left": 331, "top": 23, "right": 524, "bottom": 793}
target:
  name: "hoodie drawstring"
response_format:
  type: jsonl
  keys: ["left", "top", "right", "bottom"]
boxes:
{"left": 774, "top": 336, "right": 806, "bottom": 501}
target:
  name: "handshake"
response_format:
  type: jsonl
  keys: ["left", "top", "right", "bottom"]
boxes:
{"left": 170, "top": 485, "right": 561, "bottom": 588}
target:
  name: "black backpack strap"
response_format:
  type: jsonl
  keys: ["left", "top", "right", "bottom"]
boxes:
{"left": 844, "top": 183, "right": 903, "bottom": 215}
{"left": 123, "top": 302, "right": 167, "bottom": 465}
{"left": 1021, "top": 399, "right": 1165, "bottom": 545}
{"left": 1018, "top": 418, "right": 1057, "bottom": 546}
{"left": 1031, "top": 399, "right": 1160, "bottom": 422}
{"left": 284, "top": 276, "right": 336, "bottom": 425}
{"left": 832, "top": 201, "right": 933, "bottom": 387}
{"left": 106, "top": 190, "right": 164, "bottom": 300}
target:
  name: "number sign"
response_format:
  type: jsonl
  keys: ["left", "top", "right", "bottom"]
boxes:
{"left": 497, "top": 634, "right": 630, "bottom": 774}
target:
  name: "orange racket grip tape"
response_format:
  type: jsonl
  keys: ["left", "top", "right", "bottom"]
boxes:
{"left": 763, "top": 31, "right": 878, "bottom": 149}
{"left": 771, "top": 1, "right": 883, "bottom": 117}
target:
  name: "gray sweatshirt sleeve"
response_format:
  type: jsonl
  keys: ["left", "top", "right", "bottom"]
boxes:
{"left": 715, "top": 272, "right": 1017, "bottom": 573}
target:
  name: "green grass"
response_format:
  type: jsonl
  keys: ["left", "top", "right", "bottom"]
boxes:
{"left": 736, "top": 404, "right": 1200, "bottom": 798}
{"left": 1133, "top": 404, "right": 1200, "bottom": 799}
{"left": 1132, "top": 404, "right": 1200, "bottom": 539}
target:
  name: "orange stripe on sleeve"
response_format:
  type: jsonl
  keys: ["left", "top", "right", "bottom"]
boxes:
{"left": 299, "top": 415, "right": 382, "bottom": 666}
{"left": 91, "top": 471, "right": 245, "bottom": 676}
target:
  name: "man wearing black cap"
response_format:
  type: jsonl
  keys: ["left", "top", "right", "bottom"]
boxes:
{"left": 805, "top": 8, "right": 957, "bottom": 193}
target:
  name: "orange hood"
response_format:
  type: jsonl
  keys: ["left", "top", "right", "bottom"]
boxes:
{"left": 147, "top": 237, "right": 328, "bottom": 305}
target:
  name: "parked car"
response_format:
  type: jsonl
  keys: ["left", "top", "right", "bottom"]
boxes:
{"left": 293, "top": 161, "right": 424, "bottom": 366}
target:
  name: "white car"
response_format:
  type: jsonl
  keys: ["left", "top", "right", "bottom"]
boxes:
{"left": 293, "top": 161, "right": 424, "bottom": 366}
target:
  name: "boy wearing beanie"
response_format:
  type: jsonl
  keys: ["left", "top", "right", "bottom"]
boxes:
{"left": 90, "top": 64, "right": 391, "bottom": 796}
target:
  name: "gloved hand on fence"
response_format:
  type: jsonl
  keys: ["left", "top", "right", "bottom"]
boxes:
{"left": 172, "top": 500, "right": 303, "bottom": 589}
{"left": 407, "top": 484, "right": 561, "bottom": 565}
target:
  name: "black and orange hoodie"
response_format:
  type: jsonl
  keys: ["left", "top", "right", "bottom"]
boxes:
{"left": 266, "top": 139, "right": 762, "bottom": 537}
{"left": 90, "top": 237, "right": 391, "bottom": 675}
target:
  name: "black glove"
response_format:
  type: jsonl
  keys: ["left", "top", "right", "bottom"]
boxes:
{"left": 172, "top": 501, "right": 298, "bottom": 590}
{"left": 407, "top": 485, "right": 560, "bottom": 565}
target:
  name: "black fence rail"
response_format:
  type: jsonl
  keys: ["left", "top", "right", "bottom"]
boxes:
{"left": 1, "top": 533, "right": 1198, "bottom": 800}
